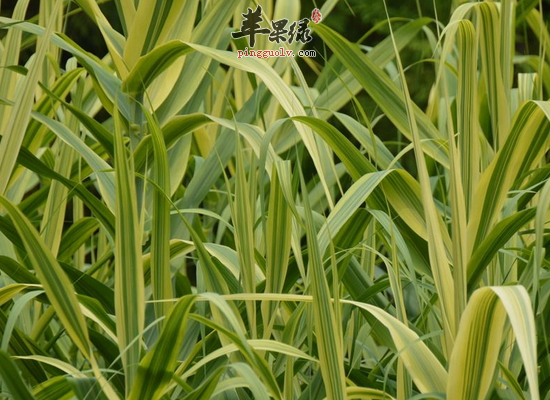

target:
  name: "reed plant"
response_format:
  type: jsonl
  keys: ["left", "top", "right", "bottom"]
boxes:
{"left": 0, "top": 0, "right": 548, "bottom": 399}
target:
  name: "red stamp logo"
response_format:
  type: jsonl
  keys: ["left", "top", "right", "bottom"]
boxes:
{"left": 312, "top": 8, "right": 322, "bottom": 24}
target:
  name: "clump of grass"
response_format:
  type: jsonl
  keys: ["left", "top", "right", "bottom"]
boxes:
{"left": 0, "top": 1, "right": 548, "bottom": 399}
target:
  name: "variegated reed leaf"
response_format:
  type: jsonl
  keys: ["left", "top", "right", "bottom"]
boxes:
{"left": 447, "top": 286, "right": 538, "bottom": 400}
{"left": 113, "top": 106, "right": 144, "bottom": 393}
{"left": 478, "top": 2, "right": 510, "bottom": 149}
{"left": 39, "top": 76, "right": 83, "bottom": 256}
{"left": 342, "top": 297, "right": 448, "bottom": 394}
{"left": 315, "top": 18, "right": 433, "bottom": 121}
{"left": 128, "top": 295, "right": 195, "bottom": 400}
{"left": 455, "top": 20, "right": 479, "bottom": 218}
{"left": 156, "top": 0, "right": 241, "bottom": 121}
{"left": 183, "top": 42, "right": 338, "bottom": 208}
{"left": 0, "top": 197, "right": 92, "bottom": 360}
{"left": 434, "top": 18, "right": 472, "bottom": 323}
{"left": 313, "top": 23, "right": 449, "bottom": 168}
{"left": 262, "top": 164, "right": 292, "bottom": 337}
{"left": 382, "top": 5, "right": 456, "bottom": 352}
{"left": 0, "top": 350, "right": 36, "bottom": 400}
{"left": 232, "top": 138, "right": 257, "bottom": 338}
{"left": 122, "top": 40, "right": 193, "bottom": 96}
{"left": 124, "top": 0, "right": 190, "bottom": 68}
{"left": 0, "top": 197, "right": 120, "bottom": 399}
{"left": 468, "top": 101, "right": 550, "bottom": 255}
{"left": 0, "top": 0, "right": 60, "bottom": 195}
{"left": 72, "top": 0, "right": 128, "bottom": 78}
{"left": 142, "top": 107, "right": 172, "bottom": 323}
{"left": 0, "top": 0, "right": 31, "bottom": 133}
{"left": 292, "top": 116, "right": 435, "bottom": 243}
{"left": 300, "top": 173, "right": 347, "bottom": 400}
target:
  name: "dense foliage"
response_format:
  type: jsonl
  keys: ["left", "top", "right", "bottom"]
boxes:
{"left": 0, "top": 0, "right": 549, "bottom": 399}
